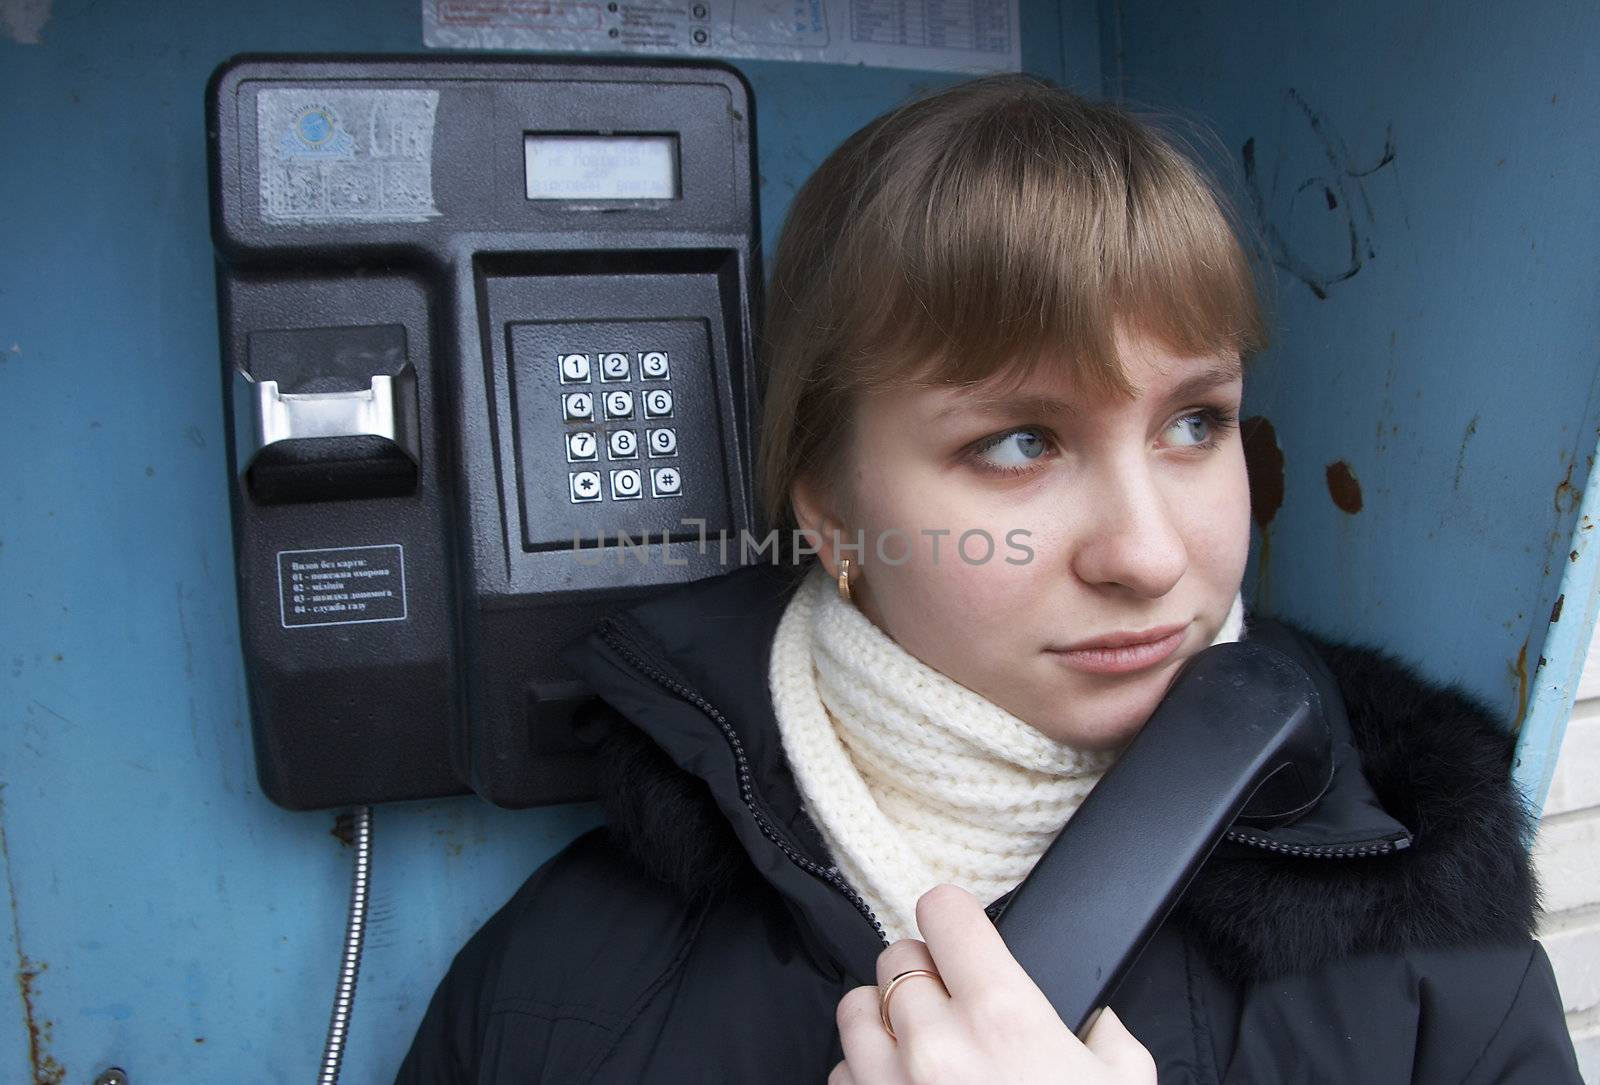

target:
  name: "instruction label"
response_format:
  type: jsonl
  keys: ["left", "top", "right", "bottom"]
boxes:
{"left": 257, "top": 88, "right": 442, "bottom": 225}
{"left": 277, "top": 545, "right": 408, "bottom": 629}
{"left": 422, "top": 0, "right": 1019, "bottom": 73}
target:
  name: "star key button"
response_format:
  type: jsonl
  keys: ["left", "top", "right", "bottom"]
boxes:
{"left": 569, "top": 470, "right": 602, "bottom": 502}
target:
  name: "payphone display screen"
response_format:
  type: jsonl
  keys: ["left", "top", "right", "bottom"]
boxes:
{"left": 524, "top": 134, "right": 680, "bottom": 200}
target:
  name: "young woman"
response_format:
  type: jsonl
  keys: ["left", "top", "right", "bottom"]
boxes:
{"left": 398, "top": 75, "right": 1581, "bottom": 1083}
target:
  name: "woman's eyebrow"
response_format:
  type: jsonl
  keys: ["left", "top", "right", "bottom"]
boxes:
{"left": 932, "top": 392, "right": 1079, "bottom": 421}
{"left": 930, "top": 361, "right": 1243, "bottom": 422}
{"left": 1162, "top": 360, "right": 1244, "bottom": 404}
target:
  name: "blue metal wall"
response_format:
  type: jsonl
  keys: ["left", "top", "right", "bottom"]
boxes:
{"left": 0, "top": 1, "right": 1095, "bottom": 1080}
{"left": 5, "top": 0, "right": 1598, "bottom": 1081}
{"left": 1101, "top": 0, "right": 1600, "bottom": 811}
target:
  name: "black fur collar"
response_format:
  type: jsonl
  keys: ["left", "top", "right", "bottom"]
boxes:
{"left": 1174, "top": 629, "right": 1538, "bottom": 982}
{"left": 576, "top": 617, "right": 1538, "bottom": 985}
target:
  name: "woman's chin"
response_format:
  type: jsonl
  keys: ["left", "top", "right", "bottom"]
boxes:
{"left": 1019, "top": 678, "right": 1172, "bottom": 752}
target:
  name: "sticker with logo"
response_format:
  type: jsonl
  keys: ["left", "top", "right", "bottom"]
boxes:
{"left": 256, "top": 88, "right": 442, "bottom": 224}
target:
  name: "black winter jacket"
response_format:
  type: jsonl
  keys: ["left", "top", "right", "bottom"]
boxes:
{"left": 398, "top": 561, "right": 1582, "bottom": 1083}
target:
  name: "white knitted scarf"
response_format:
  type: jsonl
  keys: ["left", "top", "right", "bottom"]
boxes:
{"left": 768, "top": 562, "right": 1246, "bottom": 943}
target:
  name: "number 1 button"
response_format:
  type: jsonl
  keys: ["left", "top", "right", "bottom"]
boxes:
{"left": 559, "top": 353, "right": 591, "bottom": 382}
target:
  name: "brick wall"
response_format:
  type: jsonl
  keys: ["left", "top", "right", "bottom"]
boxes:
{"left": 1533, "top": 624, "right": 1600, "bottom": 1081}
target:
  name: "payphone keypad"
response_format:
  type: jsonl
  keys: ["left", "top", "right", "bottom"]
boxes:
{"left": 509, "top": 319, "right": 731, "bottom": 552}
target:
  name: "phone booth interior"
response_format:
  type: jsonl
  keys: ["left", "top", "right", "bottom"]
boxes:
{"left": 2, "top": 2, "right": 1599, "bottom": 1082}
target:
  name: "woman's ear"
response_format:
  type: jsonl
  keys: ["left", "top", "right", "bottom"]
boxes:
{"left": 790, "top": 475, "right": 850, "bottom": 579}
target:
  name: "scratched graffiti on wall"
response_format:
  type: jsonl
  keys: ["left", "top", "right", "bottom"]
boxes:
{"left": 1242, "top": 88, "right": 1397, "bottom": 300}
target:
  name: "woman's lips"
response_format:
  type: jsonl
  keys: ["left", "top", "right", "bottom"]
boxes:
{"left": 1046, "top": 627, "right": 1186, "bottom": 674}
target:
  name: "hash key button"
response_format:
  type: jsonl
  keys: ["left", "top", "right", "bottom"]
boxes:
{"left": 651, "top": 466, "right": 682, "bottom": 497}
{"left": 569, "top": 471, "right": 602, "bottom": 502}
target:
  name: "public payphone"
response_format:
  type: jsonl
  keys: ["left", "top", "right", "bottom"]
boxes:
{"left": 208, "top": 55, "right": 762, "bottom": 810}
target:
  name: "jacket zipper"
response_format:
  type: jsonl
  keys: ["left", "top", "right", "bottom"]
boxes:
{"left": 1221, "top": 827, "right": 1410, "bottom": 858}
{"left": 599, "top": 617, "right": 892, "bottom": 948}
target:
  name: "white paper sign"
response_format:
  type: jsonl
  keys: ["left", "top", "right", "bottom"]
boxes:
{"left": 422, "top": 0, "right": 1020, "bottom": 74}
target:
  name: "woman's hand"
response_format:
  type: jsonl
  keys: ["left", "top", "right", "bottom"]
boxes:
{"left": 828, "top": 884, "right": 1156, "bottom": 1084}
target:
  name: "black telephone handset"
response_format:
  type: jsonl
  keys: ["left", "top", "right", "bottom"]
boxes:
{"left": 992, "top": 641, "right": 1333, "bottom": 1037}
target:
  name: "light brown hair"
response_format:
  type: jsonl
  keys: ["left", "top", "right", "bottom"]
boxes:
{"left": 756, "top": 74, "right": 1267, "bottom": 559}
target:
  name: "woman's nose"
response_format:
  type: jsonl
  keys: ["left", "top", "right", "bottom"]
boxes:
{"left": 1068, "top": 465, "right": 1188, "bottom": 598}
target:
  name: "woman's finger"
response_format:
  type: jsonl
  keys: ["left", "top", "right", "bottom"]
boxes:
{"left": 1082, "top": 1006, "right": 1158, "bottom": 1083}
{"left": 874, "top": 938, "right": 953, "bottom": 1045}
{"left": 835, "top": 984, "right": 906, "bottom": 1084}
{"left": 913, "top": 884, "right": 1044, "bottom": 1003}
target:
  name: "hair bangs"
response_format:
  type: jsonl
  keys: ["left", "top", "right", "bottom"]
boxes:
{"left": 829, "top": 89, "right": 1265, "bottom": 401}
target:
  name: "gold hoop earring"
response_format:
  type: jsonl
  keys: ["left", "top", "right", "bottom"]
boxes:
{"left": 837, "top": 558, "right": 855, "bottom": 604}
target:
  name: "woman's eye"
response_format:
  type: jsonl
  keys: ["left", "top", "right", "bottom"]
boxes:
{"left": 1166, "top": 407, "right": 1240, "bottom": 449}
{"left": 969, "top": 428, "right": 1053, "bottom": 476}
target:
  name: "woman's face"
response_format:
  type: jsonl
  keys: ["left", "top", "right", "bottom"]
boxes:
{"left": 791, "top": 326, "right": 1251, "bottom": 751}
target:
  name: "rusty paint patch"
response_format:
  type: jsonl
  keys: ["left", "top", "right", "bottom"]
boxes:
{"left": 1572, "top": 549, "right": 1581, "bottom": 563}
{"left": 1510, "top": 638, "right": 1530, "bottom": 736}
{"left": 1, "top": 792, "right": 65, "bottom": 1084}
{"left": 1242, "top": 416, "right": 1284, "bottom": 528}
{"left": 1242, "top": 416, "right": 1283, "bottom": 614}
{"left": 1551, "top": 594, "right": 1565, "bottom": 624}
{"left": 1325, "top": 460, "right": 1364, "bottom": 513}
{"left": 1554, "top": 461, "right": 1580, "bottom": 515}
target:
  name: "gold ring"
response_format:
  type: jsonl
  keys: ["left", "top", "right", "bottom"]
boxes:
{"left": 878, "top": 968, "right": 943, "bottom": 1041}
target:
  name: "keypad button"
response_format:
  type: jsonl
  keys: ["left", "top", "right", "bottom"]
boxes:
{"left": 643, "top": 389, "right": 673, "bottom": 418}
{"left": 603, "top": 390, "right": 635, "bottom": 420}
{"left": 640, "top": 351, "right": 670, "bottom": 379}
{"left": 647, "top": 427, "right": 677, "bottom": 457}
{"left": 559, "top": 353, "right": 591, "bottom": 383}
{"left": 651, "top": 466, "right": 682, "bottom": 497}
{"left": 566, "top": 431, "right": 599, "bottom": 462}
{"left": 608, "top": 429, "right": 638, "bottom": 459}
{"left": 562, "top": 392, "right": 594, "bottom": 421}
{"left": 610, "top": 469, "right": 642, "bottom": 500}
{"left": 569, "top": 470, "right": 602, "bottom": 502}
{"left": 599, "top": 352, "right": 631, "bottom": 381}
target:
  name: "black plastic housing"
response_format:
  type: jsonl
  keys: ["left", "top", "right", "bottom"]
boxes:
{"left": 208, "top": 54, "right": 762, "bottom": 809}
